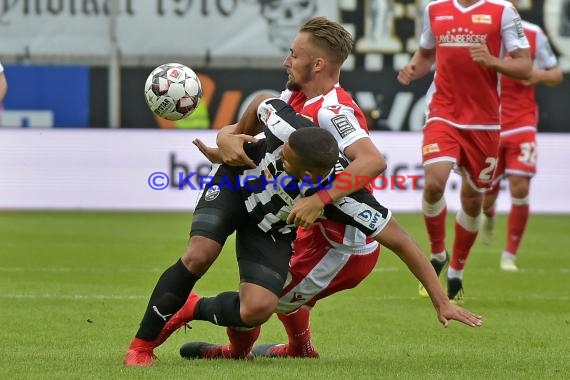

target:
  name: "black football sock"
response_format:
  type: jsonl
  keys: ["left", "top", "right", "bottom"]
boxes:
{"left": 193, "top": 291, "right": 250, "bottom": 328}
{"left": 135, "top": 259, "right": 200, "bottom": 341}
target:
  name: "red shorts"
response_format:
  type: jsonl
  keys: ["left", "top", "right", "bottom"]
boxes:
{"left": 422, "top": 121, "right": 500, "bottom": 191}
{"left": 276, "top": 221, "right": 380, "bottom": 313}
{"left": 494, "top": 130, "right": 537, "bottom": 180}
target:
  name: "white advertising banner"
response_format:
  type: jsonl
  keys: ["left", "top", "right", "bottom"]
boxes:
{"left": 0, "top": 0, "right": 336, "bottom": 59}
{"left": 0, "top": 129, "right": 569, "bottom": 213}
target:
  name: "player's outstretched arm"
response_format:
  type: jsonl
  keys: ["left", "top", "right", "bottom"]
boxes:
{"left": 374, "top": 217, "right": 483, "bottom": 328}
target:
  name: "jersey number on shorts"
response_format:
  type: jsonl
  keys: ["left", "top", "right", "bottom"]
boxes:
{"left": 518, "top": 142, "right": 537, "bottom": 165}
{"left": 479, "top": 157, "right": 498, "bottom": 181}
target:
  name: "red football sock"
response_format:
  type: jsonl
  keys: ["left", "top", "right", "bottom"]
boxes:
{"left": 450, "top": 210, "right": 479, "bottom": 271}
{"left": 277, "top": 308, "right": 316, "bottom": 356}
{"left": 505, "top": 201, "right": 529, "bottom": 256}
{"left": 226, "top": 326, "right": 260, "bottom": 357}
{"left": 423, "top": 207, "right": 447, "bottom": 254}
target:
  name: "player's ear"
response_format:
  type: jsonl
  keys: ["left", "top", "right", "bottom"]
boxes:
{"left": 304, "top": 169, "right": 324, "bottom": 183}
{"left": 313, "top": 57, "right": 325, "bottom": 72}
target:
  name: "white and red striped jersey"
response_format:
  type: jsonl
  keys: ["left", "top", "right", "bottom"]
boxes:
{"left": 420, "top": 0, "right": 529, "bottom": 130}
{"left": 279, "top": 85, "right": 381, "bottom": 254}
{"left": 280, "top": 85, "right": 370, "bottom": 157}
{"left": 500, "top": 20, "right": 558, "bottom": 134}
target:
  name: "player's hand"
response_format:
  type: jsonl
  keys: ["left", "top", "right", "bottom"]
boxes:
{"left": 192, "top": 139, "right": 222, "bottom": 163}
{"left": 216, "top": 133, "right": 258, "bottom": 168}
{"left": 287, "top": 195, "right": 325, "bottom": 229}
{"left": 470, "top": 43, "right": 496, "bottom": 68}
{"left": 397, "top": 64, "right": 416, "bottom": 85}
{"left": 436, "top": 302, "right": 483, "bottom": 328}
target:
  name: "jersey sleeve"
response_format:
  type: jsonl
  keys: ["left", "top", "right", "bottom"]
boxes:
{"left": 316, "top": 105, "right": 369, "bottom": 155}
{"left": 419, "top": 3, "right": 436, "bottom": 49}
{"left": 257, "top": 98, "right": 317, "bottom": 152}
{"left": 535, "top": 27, "right": 558, "bottom": 69}
{"left": 279, "top": 89, "right": 293, "bottom": 103}
{"left": 501, "top": 4, "right": 530, "bottom": 52}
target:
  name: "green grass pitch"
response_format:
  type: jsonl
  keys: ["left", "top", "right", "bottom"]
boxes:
{"left": 0, "top": 211, "right": 569, "bottom": 379}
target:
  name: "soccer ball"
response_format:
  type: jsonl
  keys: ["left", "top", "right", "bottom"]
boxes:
{"left": 144, "top": 63, "right": 202, "bottom": 121}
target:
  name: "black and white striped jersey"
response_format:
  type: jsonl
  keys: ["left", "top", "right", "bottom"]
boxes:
{"left": 238, "top": 98, "right": 391, "bottom": 238}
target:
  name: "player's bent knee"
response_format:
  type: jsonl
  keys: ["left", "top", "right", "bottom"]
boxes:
{"left": 180, "top": 236, "right": 222, "bottom": 275}
{"left": 423, "top": 179, "right": 446, "bottom": 199}
{"left": 240, "top": 303, "right": 275, "bottom": 326}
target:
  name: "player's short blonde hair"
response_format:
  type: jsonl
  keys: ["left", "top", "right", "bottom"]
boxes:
{"left": 299, "top": 16, "right": 353, "bottom": 65}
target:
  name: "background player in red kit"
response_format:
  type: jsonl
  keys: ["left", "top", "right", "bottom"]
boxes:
{"left": 397, "top": 0, "right": 532, "bottom": 301}
{"left": 481, "top": 0, "right": 563, "bottom": 271}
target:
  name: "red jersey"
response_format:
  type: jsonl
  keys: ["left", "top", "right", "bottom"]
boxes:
{"left": 500, "top": 21, "right": 559, "bottom": 134}
{"left": 281, "top": 84, "right": 370, "bottom": 154}
{"left": 420, "top": 0, "right": 529, "bottom": 129}
{"left": 280, "top": 85, "right": 382, "bottom": 249}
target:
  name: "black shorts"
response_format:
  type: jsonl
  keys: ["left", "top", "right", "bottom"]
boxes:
{"left": 236, "top": 223, "right": 295, "bottom": 296}
{"left": 190, "top": 164, "right": 247, "bottom": 245}
{"left": 191, "top": 163, "right": 294, "bottom": 296}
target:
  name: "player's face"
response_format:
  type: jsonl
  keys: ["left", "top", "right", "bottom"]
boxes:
{"left": 283, "top": 32, "right": 314, "bottom": 91}
{"left": 280, "top": 141, "right": 307, "bottom": 180}
{"left": 280, "top": 141, "right": 329, "bottom": 183}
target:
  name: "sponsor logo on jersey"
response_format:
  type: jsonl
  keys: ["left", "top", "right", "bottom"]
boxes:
{"left": 331, "top": 115, "right": 356, "bottom": 138}
{"left": 472, "top": 14, "right": 492, "bottom": 24}
{"left": 356, "top": 206, "right": 382, "bottom": 230}
{"left": 423, "top": 143, "right": 440, "bottom": 155}
{"left": 204, "top": 185, "right": 221, "bottom": 201}
{"left": 438, "top": 29, "right": 487, "bottom": 46}
{"left": 435, "top": 15, "right": 454, "bottom": 21}
{"left": 513, "top": 16, "right": 525, "bottom": 39}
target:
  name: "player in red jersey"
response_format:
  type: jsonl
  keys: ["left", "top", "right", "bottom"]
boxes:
{"left": 481, "top": 0, "right": 563, "bottom": 271}
{"left": 398, "top": 0, "right": 532, "bottom": 301}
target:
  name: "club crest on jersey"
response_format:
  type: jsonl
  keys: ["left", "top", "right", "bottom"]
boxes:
{"left": 205, "top": 185, "right": 221, "bottom": 201}
{"left": 326, "top": 105, "right": 342, "bottom": 114}
{"left": 331, "top": 115, "right": 356, "bottom": 138}
{"left": 258, "top": 103, "right": 276, "bottom": 125}
{"left": 472, "top": 14, "right": 492, "bottom": 24}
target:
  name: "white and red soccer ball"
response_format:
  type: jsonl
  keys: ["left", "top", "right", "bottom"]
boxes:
{"left": 144, "top": 63, "right": 202, "bottom": 121}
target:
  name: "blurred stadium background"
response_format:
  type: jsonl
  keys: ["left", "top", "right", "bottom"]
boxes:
{"left": 1, "top": 0, "right": 569, "bottom": 212}
{"left": 0, "top": 1, "right": 569, "bottom": 379}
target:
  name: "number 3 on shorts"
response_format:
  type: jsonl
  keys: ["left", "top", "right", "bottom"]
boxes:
{"left": 518, "top": 142, "right": 536, "bottom": 164}
{"left": 479, "top": 157, "right": 498, "bottom": 181}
